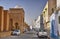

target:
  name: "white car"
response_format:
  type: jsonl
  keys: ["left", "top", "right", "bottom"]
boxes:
{"left": 37, "top": 30, "right": 48, "bottom": 38}
{"left": 11, "top": 30, "right": 20, "bottom": 35}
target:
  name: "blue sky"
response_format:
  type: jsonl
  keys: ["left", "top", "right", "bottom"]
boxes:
{"left": 0, "top": 0, "right": 47, "bottom": 25}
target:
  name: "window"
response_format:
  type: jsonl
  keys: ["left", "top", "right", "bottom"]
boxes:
{"left": 43, "top": 11, "right": 45, "bottom": 17}
{"left": 45, "top": 8, "right": 47, "bottom": 11}
{"left": 52, "top": 8, "right": 54, "bottom": 13}
{"left": 59, "top": 16, "right": 60, "bottom": 24}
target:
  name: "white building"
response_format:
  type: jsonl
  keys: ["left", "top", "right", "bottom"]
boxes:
{"left": 35, "top": 16, "right": 40, "bottom": 28}
{"left": 49, "top": 0, "right": 60, "bottom": 37}
{"left": 32, "top": 16, "right": 40, "bottom": 31}
{"left": 30, "top": 25, "right": 32, "bottom": 30}
{"left": 56, "top": 0, "right": 60, "bottom": 36}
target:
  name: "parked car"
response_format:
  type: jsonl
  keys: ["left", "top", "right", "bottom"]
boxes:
{"left": 11, "top": 30, "right": 20, "bottom": 35}
{"left": 37, "top": 29, "right": 48, "bottom": 38}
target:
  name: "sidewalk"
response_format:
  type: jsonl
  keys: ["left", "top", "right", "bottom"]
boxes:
{"left": 0, "top": 31, "right": 11, "bottom": 37}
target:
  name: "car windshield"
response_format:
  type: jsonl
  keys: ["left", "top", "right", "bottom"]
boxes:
{"left": 14, "top": 30, "right": 20, "bottom": 32}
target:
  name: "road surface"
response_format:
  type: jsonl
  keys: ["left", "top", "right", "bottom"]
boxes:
{"left": 0, "top": 30, "right": 48, "bottom": 39}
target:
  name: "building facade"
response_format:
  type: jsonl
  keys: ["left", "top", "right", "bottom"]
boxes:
{"left": 0, "top": 6, "right": 4, "bottom": 32}
{"left": 48, "top": 0, "right": 60, "bottom": 37}
{"left": 33, "top": 16, "right": 40, "bottom": 29}
{"left": 51, "top": 0, "right": 60, "bottom": 36}
{"left": 0, "top": 6, "right": 25, "bottom": 34}
{"left": 41, "top": 0, "right": 56, "bottom": 36}
{"left": 42, "top": 2, "right": 48, "bottom": 30}
{"left": 3, "top": 10, "right": 9, "bottom": 31}
{"left": 48, "top": 0, "right": 56, "bottom": 18}
{"left": 0, "top": 7, "right": 10, "bottom": 32}
{"left": 23, "top": 22, "right": 30, "bottom": 31}
{"left": 35, "top": 16, "right": 40, "bottom": 29}
{"left": 9, "top": 6, "right": 25, "bottom": 33}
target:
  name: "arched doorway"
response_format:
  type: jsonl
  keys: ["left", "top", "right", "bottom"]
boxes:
{"left": 15, "top": 22, "right": 19, "bottom": 29}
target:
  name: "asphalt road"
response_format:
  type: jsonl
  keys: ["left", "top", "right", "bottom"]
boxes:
{"left": 0, "top": 30, "right": 48, "bottom": 39}
{"left": 0, "top": 36, "right": 47, "bottom": 39}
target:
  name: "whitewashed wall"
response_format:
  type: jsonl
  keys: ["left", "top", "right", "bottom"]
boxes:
{"left": 32, "top": 16, "right": 40, "bottom": 29}
{"left": 57, "top": 11, "right": 60, "bottom": 35}
{"left": 35, "top": 16, "right": 40, "bottom": 28}
{"left": 57, "top": 0, "right": 60, "bottom": 8}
